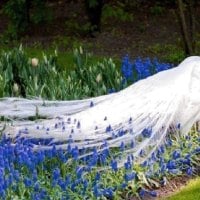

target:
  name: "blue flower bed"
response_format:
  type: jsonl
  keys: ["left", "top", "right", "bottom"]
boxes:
{"left": 121, "top": 55, "right": 174, "bottom": 84}
{"left": 0, "top": 55, "right": 199, "bottom": 199}
{"left": 0, "top": 129, "right": 199, "bottom": 199}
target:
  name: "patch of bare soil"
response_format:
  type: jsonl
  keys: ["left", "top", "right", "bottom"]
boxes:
{"left": 155, "top": 175, "right": 190, "bottom": 199}
{"left": 130, "top": 175, "right": 192, "bottom": 200}
{"left": 82, "top": 7, "right": 181, "bottom": 59}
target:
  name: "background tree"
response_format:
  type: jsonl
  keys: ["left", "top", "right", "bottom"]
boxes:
{"left": 177, "top": 0, "right": 196, "bottom": 55}
{"left": 84, "top": 0, "right": 104, "bottom": 37}
{"left": 3, "top": 0, "right": 31, "bottom": 39}
{"left": 3, "top": 0, "right": 49, "bottom": 39}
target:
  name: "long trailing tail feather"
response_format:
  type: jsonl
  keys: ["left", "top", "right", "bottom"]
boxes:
{"left": 1, "top": 56, "right": 200, "bottom": 166}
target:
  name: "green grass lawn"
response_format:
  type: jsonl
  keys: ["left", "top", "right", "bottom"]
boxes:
{"left": 0, "top": 45, "right": 120, "bottom": 72}
{"left": 25, "top": 47, "right": 75, "bottom": 72}
{"left": 163, "top": 177, "right": 200, "bottom": 200}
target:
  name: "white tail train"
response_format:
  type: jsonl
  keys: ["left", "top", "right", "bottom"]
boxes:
{"left": 1, "top": 56, "right": 200, "bottom": 165}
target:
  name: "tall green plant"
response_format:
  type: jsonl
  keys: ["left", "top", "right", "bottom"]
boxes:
{"left": 72, "top": 47, "right": 122, "bottom": 97}
{"left": 0, "top": 47, "right": 122, "bottom": 100}
{"left": 0, "top": 46, "right": 29, "bottom": 96}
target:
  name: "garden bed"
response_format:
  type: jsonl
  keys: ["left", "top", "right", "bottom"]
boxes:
{"left": 0, "top": 47, "right": 199, "bottom": 199}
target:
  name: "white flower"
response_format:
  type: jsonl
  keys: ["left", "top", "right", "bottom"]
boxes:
{"left": 67, "top": 76, "right": 71, "bottom": 82}
{"left": 117, "top": 78, "right": 121, "bottom": 85}
{"left": 96, "top": 73, "right": 102, "bottom": 83}
{"left": 13, "top": 83, "right": 19, "bottom": 94}
{"left": 31, "top": 58, "right": 39, "bottom": 67}
{"left": 79, "top": 46, "right": 83, "bottom": 54}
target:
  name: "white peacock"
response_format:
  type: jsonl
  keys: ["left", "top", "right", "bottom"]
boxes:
{"left": 1, "top": 56, "right": 200, "bottom": 166}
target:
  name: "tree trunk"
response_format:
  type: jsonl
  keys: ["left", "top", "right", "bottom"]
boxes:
{"left": 84, "top": 0, "right": 104, "bottom": 37}
{"left": 177, "top": 0, "right": 193, "bottom": 55}
{"left": 188, "top": 0, "right": 196, "bottom": 51}
{"left": 25, "top": 0, "right": 31, "bottom": 24}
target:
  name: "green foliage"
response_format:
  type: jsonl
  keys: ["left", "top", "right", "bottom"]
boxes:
{"left": 2, "top": 0, "right": 51, "bottom": 39}
{"left": 0, "top": 46, "right": 122, "bottom": 100}
{"left": 0, "top": 45, "right": 29, "bottom": 97}
{"left": 3, "top": 0, "right": 29, "bottom": 39}
{"left": 71, "top": 47, "right": 122, "bottom": 98}
{"left": 65, "top": 18, "right": 91, "bottom": 36}
{"left": 102, "top": 2, "right": 133, "bottom": 23}
{"left": 87, "top": 0, "right": 99, "bottom": 8}
{"left": 147, "top": 44, "right": 185, "bottom": 64}
{"left": 150, "top": 4, "right": 165, "bottom": 15}
{"left": 31, "top": 0, "right": 52, "bottom": 25}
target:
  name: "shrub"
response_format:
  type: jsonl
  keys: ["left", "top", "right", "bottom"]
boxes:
{"left": 3, "top": 0, "right": 51, "bottom": 39}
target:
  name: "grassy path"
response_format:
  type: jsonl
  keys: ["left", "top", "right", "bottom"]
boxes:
{"left": 162, "top": 177, "right": 200, "bottom": 200}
